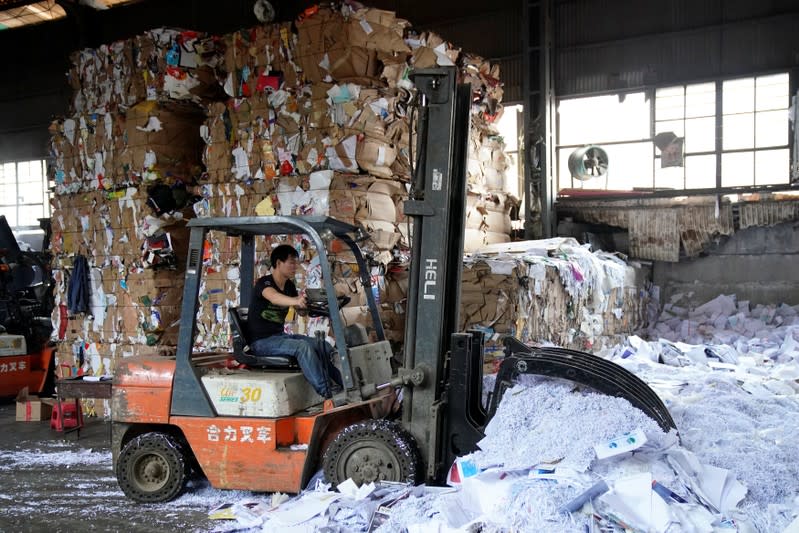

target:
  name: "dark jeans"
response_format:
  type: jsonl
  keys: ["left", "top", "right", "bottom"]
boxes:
{"left": 249, "top": 334, "right": 342, "bottom": 397}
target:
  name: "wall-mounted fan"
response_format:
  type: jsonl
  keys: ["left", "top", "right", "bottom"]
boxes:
{"left": 254, "top": 0, "right": 276, "bottom": 23}
{"left": 568, "top": 145, "right": 609, "bottom": 181}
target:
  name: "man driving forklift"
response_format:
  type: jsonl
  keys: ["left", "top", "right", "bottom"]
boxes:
{"left": 247, "top": 244, "right": 343, "bottom": 398}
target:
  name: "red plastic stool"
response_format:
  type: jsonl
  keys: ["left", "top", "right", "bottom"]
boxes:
{"left": 51, "top": 401, "right": 83, "bottom": 432}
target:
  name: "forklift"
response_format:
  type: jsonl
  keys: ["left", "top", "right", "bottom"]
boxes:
{"left": 112, "top": 67, "right": 675, "bottom": 503}
{"left": 0, "top": 216, "right": 55, "bottom": 398}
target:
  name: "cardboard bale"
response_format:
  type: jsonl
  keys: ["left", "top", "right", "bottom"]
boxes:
{"left": 356, "top": 137, "right": 397, "bottom": 179}
{"left": 458, "top": 242, "right": 649, "bottom": 351}
{"left": 120, "top": 101, "right": 205, "bottom": 185}
{"left": 384, "top": 272, "right": 408, "bottom": 303}
{"left": 49, "top": 112, "right": 128, "bottom": 193}
{"left": 221, "top": 22, "right": 299, "bottom": 97}
{"left": 327, "top": 46, "right": 381, "bottom": 84}
{"left": 346, "top": 9, "right": 410, "bottom": 54}
{"left": 68, "top": 40, "right": 139, "bottom": 114}
{"left": 49, "top": 3, "right": 516, "bottom": 362}
{"left": 132, "top": 28, "right": 226, "bottom": 104}
{"left": 295, "top": 6, "right": 347, "bottom": 83}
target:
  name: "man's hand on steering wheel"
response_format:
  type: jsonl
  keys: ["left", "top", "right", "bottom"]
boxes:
{"left": 306, "top": 294, "right": 351, "bottom": 317}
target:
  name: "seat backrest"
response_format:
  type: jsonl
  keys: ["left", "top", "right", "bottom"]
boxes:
{"left": 229, "top": 307, "right": 250, "bottom": 355}
{"left": 228, "top": 307, "right": 298, "bottom": 369}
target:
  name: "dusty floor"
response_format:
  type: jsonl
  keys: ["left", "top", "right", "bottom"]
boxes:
{"left": 0, "top": 399, "right": 257, "bottom": 533}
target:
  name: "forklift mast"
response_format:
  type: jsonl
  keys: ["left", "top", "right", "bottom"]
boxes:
{"left": 401, "top": 67, "right": 472, "bottom": 481}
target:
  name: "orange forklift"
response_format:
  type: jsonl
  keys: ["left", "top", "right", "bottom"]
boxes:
{"left": 112, "top": 68, "right": 675, "bottom": 503}
{"left": 0, "top": 216, "right": 55, "bottom": 398}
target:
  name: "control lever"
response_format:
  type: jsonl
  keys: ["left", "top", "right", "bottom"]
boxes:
{"left": 359, "top": 366, "right": 426, "bottom": 398}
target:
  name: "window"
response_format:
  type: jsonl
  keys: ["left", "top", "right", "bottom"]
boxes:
{"left": 495, "top": 104, "right": 523, "bottom": 198}
{"left": 557, "top": 92, "right": 653, "bottom": 191}
{"left": 721, "top": 73, "right": 790, "bottom": 186}
{"left": 0, "top": 160, "right": 50, "bottom": 228}
{"left": 654, "top": 82, "right": 717, "bottom": 189}
{"left": 556, "top": 72, "right": 792, "bottom": 194}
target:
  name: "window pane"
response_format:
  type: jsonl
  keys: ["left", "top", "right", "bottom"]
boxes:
{"left": 755, "top": 110, "right": 788, "bottom": 148}
{"left": 686, "top": 82, "right": 715, "bottom": 118}
{"left": 0, "top": 160, "right": 49, "bottom": 228}
{"left": 0, "top": 163, "right": 15, "bottom": 206}
{"left": 557, "top": 92, "right": 650, "bottom": 145}
{"left": 504, "top": 152, "right": 520, "bottom": 198}
{"left": 496, "top": 104, "right": 520, "bottom": 152}
{"left": 685, "top": 154, "right": 717, "bottom": 189}
{"left": 17, "top": 205, "right": 43, "bottom": 227}
{"left": 0, "top": 210, "right": 17, "bottom": 227}
{"left": 18, "top": 162, "right": 44, "bottom": 205}
{"left": 654, "top": 163, "right": 684, "bottom": 190}
{"left": 723, "top": 78, "right": 755, "bottom": 114}
{"left": 603, "top": 142, "right": 653, "bottom": 190}
{"left": 18, "top": 180, "right": 43, "bottom": 206}
{"left": 656, "top": 86, "right": 685, "bottom": 121}
{"left": 684, "top": 117, "right": 715, "bottom": 153}
{"left": 755, "top": 148, "right": 789, "bottom": 185}
{"left": 655, "top": 119, "right": 685, "bottom": 138}
{"left": 722, "top": 151, "right": 754, "bottom": 186}
{"left": 723, "top": 113, "right": 754, "bottom": 150}
{"left": 756, "top": 73, "right": 789, "bottom": 112}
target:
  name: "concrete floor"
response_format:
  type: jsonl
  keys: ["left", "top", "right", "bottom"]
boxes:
{"left": 0, "top": 399, "right": 255, "bottom": 533}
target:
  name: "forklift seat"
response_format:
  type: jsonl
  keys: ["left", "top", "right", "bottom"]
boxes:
{"left": 228, "top": 307, "right": 299, "bottom": 369}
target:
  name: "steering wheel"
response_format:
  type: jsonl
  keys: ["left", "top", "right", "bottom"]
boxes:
{"left": 306, "top": 294, "right": 351, "bottom": 317}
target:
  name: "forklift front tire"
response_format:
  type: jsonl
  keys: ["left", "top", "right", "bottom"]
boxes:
{"left": 322, "top": 419, "right": 421, "bottom": 488}
{"left": 116, "top": 432, "right": 190, "bottom": 503}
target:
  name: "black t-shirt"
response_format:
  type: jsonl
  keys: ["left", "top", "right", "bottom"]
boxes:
{"left": 248, "top": 274, "right": 297, "bottom": 341}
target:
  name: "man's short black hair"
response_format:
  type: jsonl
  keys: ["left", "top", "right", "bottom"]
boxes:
{"left": 270, "top": 244, "right": 299, "bottom": 267}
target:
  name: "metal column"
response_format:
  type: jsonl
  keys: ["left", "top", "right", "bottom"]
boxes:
{"left": 523, "top": 0, "right": 556, "bottom": 238}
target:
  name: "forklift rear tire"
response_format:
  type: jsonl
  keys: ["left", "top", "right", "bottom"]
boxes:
{"left": 322, "top": 419, "right": 420, "bottom": 487}
{"left": 116, "top": 432, "right": 189, "bottom": 503}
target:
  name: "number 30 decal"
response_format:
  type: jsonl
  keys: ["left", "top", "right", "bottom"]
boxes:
{"left": 240, "top": 387, "right": 263, "bottom": 402}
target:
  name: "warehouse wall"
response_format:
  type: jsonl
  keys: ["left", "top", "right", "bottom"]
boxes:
{"left": 554, "top": 0, "right": 799, "bottom": 96}
{"left": 653, "top": 221, "right": 799, "bottom": 306}
{"left": 0, "top": 21, "right": 71, "bottom": 161}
